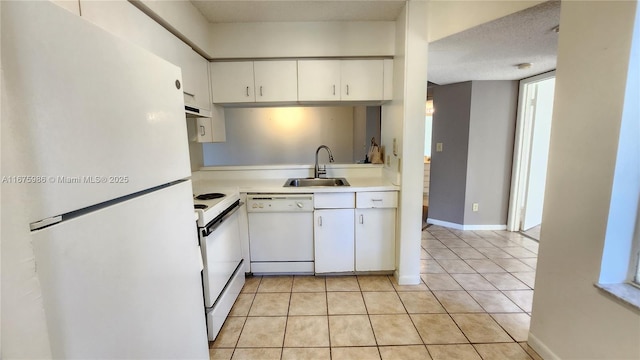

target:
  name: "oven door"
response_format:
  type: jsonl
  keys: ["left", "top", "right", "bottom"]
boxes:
{"left": 200, "top": 201, "right": 243, "bottom": 308}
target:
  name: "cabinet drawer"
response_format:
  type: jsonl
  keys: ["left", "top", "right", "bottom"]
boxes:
{"left": 356, "top": 191, "right": 398, "bottom": 208}
{"left": 314, "top": 193, "right": 355, "bottom": 209}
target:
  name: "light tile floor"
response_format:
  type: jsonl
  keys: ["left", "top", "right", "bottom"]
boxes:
{"left": 210, "top": 226, "right": 543, "bottom": 360}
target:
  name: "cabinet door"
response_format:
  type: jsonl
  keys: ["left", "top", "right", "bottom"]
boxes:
{"left": 355, "top": 208, "right": 396, "bottom": 271}
{"left": 341, "top": 60, "right": 384, "bottom": 101}
{"left": 181, "top": 48, "right": 211, "bottom": 111}
{"left": 314, "top": 209, "right": 355, "bottom": 273}
{"left": 195, "top": 105, "right": 226, "bottom": 143}
{"left": 80, "top": 0, "right": 180, "bottom": 66}
{"left": 253, "top": 60, "right": 298, "bottom": 102}
{"left": 210, "top": 62, "right": 255, "bottom": 103}
{"left": 298, "top": 60, "right": 341, "bottom": 101}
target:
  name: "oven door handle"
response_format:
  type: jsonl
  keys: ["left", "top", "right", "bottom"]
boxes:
{"left": 202, "top": 201, "right": 243, "bottom": 237}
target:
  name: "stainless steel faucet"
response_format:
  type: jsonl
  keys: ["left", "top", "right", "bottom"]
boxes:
{"left": 314, "top": 145, "right": 334, "bottom": 178}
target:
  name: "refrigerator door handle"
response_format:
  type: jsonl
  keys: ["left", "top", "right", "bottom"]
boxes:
{"left": 30, "top": 216, "right": 63, "bottom": 231}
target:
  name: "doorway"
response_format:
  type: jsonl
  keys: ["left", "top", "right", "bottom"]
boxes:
{"left": 507, "top": 71, "right": 556, "bottom": 239}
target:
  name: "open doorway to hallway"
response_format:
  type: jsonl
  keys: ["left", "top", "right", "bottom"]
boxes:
{"left": 507, "top": 72, "right": 556, "bottom": 240}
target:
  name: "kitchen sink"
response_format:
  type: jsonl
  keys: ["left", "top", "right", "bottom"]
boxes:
{"left": 284, "top": 177, "right": 350, "bottom": 187}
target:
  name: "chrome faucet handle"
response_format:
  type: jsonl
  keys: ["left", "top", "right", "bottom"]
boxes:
{"left": 318, "top": 165, "right": 327, "bottom": 178}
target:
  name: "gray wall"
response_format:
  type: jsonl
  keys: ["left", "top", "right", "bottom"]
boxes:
{"left": 429, "top": 80, "right": 518, "bottom": 226}
{"left": 202, "top": 106, "right": 355, "bottom": 166}
{"left": 429, "top": 82, "right": 472, "bottom": 224}
{"left": 464, "top": 81, "right": 518, "bottom": 225}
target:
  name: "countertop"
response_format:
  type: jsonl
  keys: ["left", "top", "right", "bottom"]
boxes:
{"left": 192, "top": 176, "right": 399, "bottom": 194}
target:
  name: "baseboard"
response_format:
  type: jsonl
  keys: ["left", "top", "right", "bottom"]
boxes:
{"left": 394, "top": 271, "right": 421, "bottom": 285}
{"left": 528, "top": 332, "right": 561, "bottom": 360}
{"left": 427, "top": 218, "right": 507, "bottom": 231}
{"left": 427, "top": 218, "right": 464, "bottom": 230}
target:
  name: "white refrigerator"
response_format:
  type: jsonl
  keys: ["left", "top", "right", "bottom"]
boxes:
{"left": 1, "top": 2, "right": 208, "bottom": 358}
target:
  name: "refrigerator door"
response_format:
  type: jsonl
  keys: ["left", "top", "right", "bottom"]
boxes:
{"left": 31, "top": 181, "right": 208, "bottom": 359}
{"left": 1, "top": 1, "right": 191, "bottom": 223}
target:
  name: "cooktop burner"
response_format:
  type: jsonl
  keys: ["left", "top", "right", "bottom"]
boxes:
{"left": 195, "top": 193, "right": 226, "bottom": 200}
{"left": 194, "top": 204, "right": 208, "bottom": 210}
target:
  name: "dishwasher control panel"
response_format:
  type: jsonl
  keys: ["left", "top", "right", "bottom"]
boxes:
{"left": 246, "top": 194, "right": 314, "bottom": 212}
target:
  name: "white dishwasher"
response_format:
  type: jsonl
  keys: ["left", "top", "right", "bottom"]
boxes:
{"left": 247, "top": 194, "right": 314, "bottom": 274}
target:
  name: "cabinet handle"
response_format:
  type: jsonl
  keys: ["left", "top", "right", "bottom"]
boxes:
{"left": 260, "top": 86, "right": 263, "bottom": 96}
{"left": 372, "top": 199, "right": 383, "bottom": 202}
{"left": 199, "top": 125, "right": 205, "bottom": 136}
{"left": 332, "top": 84, "right": 336, "bottom": 96}
{"left": 245, "top": 86, "right": 249, "bottom": 97}
{"left": 359, "top": 214, "right": 364, "bottom": 224}
{"left": 346, "top": 84, "right": 350, "bottom": 95}
{"left": 318, "top": 216, "right": 322, "bottom": 226}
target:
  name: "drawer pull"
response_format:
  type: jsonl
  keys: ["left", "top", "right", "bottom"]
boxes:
{"left": 359, "top": 214, "right": 364, "bottom": 224}
{"left": 318, "top": 216, "right": 323, "bottom": 226}
{"left": 372, "top": 199, "right": 383, "bottom": 202}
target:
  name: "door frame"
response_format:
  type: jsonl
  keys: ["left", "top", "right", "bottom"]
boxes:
{"left": 507, "top": 71, "right": 556, "bottom": 232}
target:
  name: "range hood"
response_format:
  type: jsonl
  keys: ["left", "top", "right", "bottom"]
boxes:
{"left": 185, "top": 105, "right": 212, "bottom": 118}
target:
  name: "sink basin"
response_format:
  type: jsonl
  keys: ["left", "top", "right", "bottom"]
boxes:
{"left": 284, "top": 177, "right": 350, "bottom": 187}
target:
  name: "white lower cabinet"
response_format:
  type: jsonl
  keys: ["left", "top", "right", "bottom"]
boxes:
{"left": 314, "top": 209, "right": 355, "bottom": 273}
{"left": 355, "top": 208, "right": 396, "bottom": 271}
{"left": 313, "top": 192, "right": 355, "bottom": 274}
{"left": 355, "top": 191, "right": 397, "bottom": 271}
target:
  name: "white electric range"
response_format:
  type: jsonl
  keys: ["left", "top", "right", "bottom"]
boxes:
{"left": 192, "top": 189, "right": 245, "bottom": 341}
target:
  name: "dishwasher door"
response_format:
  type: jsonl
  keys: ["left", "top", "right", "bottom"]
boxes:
{"left": 247, "top": 194, "right": 314, "bottom": 274}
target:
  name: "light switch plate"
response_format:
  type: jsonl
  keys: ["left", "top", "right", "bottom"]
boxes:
{"left": 436, "top": 143, "right": 443, "bottom": 152}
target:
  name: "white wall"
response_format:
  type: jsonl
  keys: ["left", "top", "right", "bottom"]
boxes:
{"left": 208, "top": 21, "right": 395, "bottom": 59}
{"left": 389, "top": 1, "right": 428, "bottom": 285}
{"left": 528, "top": 1, "right": 640, "bottom": 359}
{"left": 202, "top": 107, "right": 355, "bottom": 166}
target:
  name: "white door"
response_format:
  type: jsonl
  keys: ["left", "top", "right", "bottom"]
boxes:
{"left": 340, "top": 60, "right": 384, "bottom": 101}
{"left": 507, "top": 72, "right": 556, "bottom": 232}
{"left": 248, "top": 212, "right": 314, "bottom": 262}
{"left": 210, "top": 61, "right": 255, "bottom": 103}
{"left": 31, "top": 181, "right": 208, "bottom": 359}
{"left": 297, "top": 60, "right": 341, "bottom": 101}
{"left": 253, "top": 60, "right": 298, "bottom": 102}
{"left": 523, "top": 78, "right": 555, "bottom": 230}
{"left": 355, "top": 208, "right": 396, "bottom": 271}
{"left": 314, "top": 209, "right": 355, "bottom": 273}
{"left": 201, "top": 206, "right": 243, "bottom": 308}
{"left": 2, "top": 0, "right": 191, "bottom": 223}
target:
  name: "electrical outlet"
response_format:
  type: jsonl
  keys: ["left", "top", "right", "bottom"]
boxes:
{"left": 436, "top": 143, "right": 443, "bottom": 152}
{"left": 472, "top": 203, "right": 479, "bottom": 212}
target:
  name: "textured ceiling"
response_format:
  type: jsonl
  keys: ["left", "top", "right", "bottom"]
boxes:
{"left": 428, "top": 1, "right": 560, "bottom": 85}
{"left": 191, "top": 0, "right": 406, "bottom": 23}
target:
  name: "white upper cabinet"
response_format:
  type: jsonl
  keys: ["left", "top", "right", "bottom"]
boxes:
{"left": 80, "top": 0, "right": 180, "bottom": 65}
{"left": 340, "top": 60, "right": 384, "bottom": 101}
{"left": 81, "top": 0, "right": 211, "bottom": 111}
{"left": 179, "top": 47, "right": 211, "bottom": 111}
{"left": 253, "top": 61, "right": 298, "bottom": 102}
{"left": 210, "top": 62, "right": 255, "bottom": 103}
{"left": 297, "top": 60, "right": 341, "bottom": 101}
{"left": 210, "top": 61, "right": 298, "bottom": 103}
{"left": 298, "top": 59, "right": 385, "bottom": 102}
